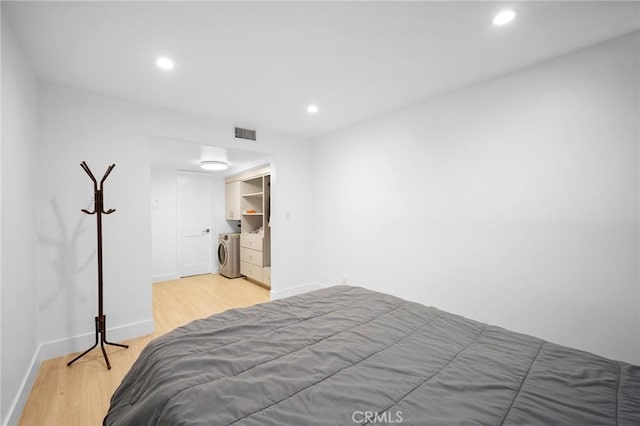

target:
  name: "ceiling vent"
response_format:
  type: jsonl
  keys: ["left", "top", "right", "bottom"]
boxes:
{"left": 234, "top": 127, "right": 257, "bottom": 142}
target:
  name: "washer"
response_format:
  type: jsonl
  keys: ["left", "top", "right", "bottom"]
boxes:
{"left": 218, "top": 233, "right": 241, "bottom": 278}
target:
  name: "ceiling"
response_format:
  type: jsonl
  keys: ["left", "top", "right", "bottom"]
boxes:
{"left": 4, "top": 1, "right": 639, "bottom": 139}
{"left": 149, "top": 136, "right": 271, "bottom": 174}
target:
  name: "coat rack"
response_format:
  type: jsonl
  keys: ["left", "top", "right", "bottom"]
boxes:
{"left": 67, "top": 161, "right": 128, "bottom": 370}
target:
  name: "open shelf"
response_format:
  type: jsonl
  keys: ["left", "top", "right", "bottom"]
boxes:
{"left": 242, "top": 177, "right": 263, "bottom": 195}
{"left": 225, "top": 171, "right": 270, "bottom": 287}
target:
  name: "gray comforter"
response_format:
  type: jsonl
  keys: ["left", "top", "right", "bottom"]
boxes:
{"left": 105, "top": 285, "right": 640, "bottom": 425}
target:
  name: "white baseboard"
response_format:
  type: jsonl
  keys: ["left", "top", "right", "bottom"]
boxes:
{"left": 152, "top": 273, "right": 179, "bottom": 283}
{"left": 3, "top": 319, "right": 154, "bottom": 426}
{"left": 152, "top": 269, "right": 219, "bottom": 283}
{"left": 39, "top": 319, "right": 154, "bottom": 361}
{"left": 270, "top": 282, "right": 327, "bottom": 300}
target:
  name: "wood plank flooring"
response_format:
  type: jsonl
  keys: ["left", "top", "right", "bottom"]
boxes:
{"left": 18, "top": 274, "right": 270, "bottom": 426}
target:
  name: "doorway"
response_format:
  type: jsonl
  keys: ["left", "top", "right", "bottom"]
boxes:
{"left": 150, "top": 136, "right": 273, "bottom": 283}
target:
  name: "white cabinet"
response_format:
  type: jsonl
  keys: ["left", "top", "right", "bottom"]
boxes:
{"left": 240, "top": 233, "right": 264, "bottom": 251}
{"left": 226, "top": 169, "right": 271, "bottom": 287}
{"left": 240, "top": 261, "right": 263, "bottom": 283}
{"left": 225, "top": 181, "right": 241, "bottom": 220}
{"left": 240, "top": 247, "right": 264, "bottom": 266}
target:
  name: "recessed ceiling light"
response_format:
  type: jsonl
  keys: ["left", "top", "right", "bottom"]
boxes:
{"left": 156, "top": 57, "right": 174, "bottom": 70}
{"left": 200, "top": 161, "right": 228, "bottom": 171}
{"left": 307, "top": 105, "right": 319, "bottom": 114}
{"left": 493, "top": 10, "right": 516, "bottom": 26}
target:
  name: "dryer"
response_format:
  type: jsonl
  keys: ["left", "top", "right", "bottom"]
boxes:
{"left": 218, "top": 233, "right": 241, "bottom": 278}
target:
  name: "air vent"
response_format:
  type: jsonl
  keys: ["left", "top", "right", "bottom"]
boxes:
{"left": 234, "top": 127, "right": 257, "bottom": 141}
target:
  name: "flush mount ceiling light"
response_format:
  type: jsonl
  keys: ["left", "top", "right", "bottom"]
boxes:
{"left": 493, "top": 9, "right": 516, "bottom": 26}
{"left": 200, "top": 161, "right": 228, "bottom": 171}
{"left": 307, "top": 105, "right": 319, "bottom": 114}
{"left": 156, "top": 56, "right": 174, "bottom": 70}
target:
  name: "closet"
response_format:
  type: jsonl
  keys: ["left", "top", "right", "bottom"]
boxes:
{"left": 225, "top": 167, "right": 271, "bottom": 287}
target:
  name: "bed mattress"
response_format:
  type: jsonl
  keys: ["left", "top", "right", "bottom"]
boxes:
{"left": 105, "top": 285, "right": 639, "bottom": 425}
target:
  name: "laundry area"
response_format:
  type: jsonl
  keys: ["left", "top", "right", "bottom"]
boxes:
{"left": 150, "top": 136, "right": 271, "bottom": 288}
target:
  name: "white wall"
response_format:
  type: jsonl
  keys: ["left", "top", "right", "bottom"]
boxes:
{"left": 38, "top": 82, "right": 315, "bottom": 358}
{"left": 270, "top": 146, "right": 317, "bottom": 298}
{"left": 38, "top": 84, "right": 154, "bottom": 357}
{"left": 1, "top": 17, "right": 40, "bottom": 425}
{"left": 151, "top": 167, "right": 178, "bottom": 281}
{"left": 313, "top": 32, "right": 640, "bottom": 364}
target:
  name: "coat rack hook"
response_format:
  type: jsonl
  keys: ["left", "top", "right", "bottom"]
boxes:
{"left": 100, "top": 164, "right": 116, "bottom": 186}
{"left": 80, "top": 161, "right": 98, "bottom": 186}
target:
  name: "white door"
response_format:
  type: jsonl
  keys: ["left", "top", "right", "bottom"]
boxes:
{"left": 178, "top": 172, "right": 212, "bottom": 277}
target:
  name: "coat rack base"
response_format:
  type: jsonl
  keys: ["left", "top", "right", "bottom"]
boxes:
{"left": 66, "top": 315, "right": 129, "bottom": 370}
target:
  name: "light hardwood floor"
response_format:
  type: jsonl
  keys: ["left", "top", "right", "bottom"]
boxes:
{"left": 18, "top": 274, "right": 270, "bottom": 426}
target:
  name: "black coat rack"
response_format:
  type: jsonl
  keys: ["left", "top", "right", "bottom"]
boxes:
{"left": 67, "top": 161, "right": 128, "bottom": 369}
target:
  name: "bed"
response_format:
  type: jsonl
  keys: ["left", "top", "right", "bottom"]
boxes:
{"left": 104, "top": 285, "right": 639, "bottom": 425}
